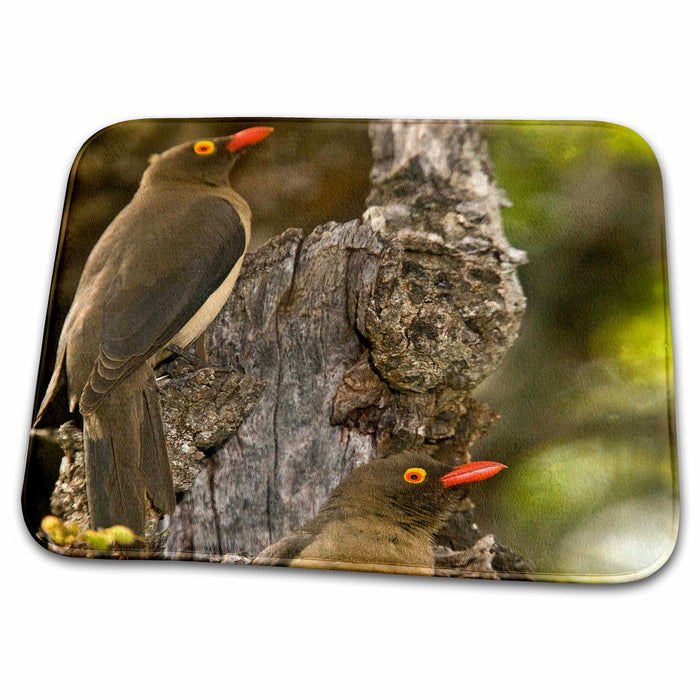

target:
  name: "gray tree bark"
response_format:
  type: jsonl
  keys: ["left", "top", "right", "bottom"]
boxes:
{"left": 163, "top": 121, "right": 530, "bottom": 577}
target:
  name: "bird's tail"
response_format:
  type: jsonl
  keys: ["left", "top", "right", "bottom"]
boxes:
{"left": 83, "top": 367, "right": 175, "bottom": 535}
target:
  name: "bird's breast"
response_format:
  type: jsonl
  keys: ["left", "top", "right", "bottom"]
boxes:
{"left": 292, "top": 517, "right": 436, "bottom": 576}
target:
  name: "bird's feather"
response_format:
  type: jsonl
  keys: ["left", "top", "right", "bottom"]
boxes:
{"left": 254, "top": 531, "right": 318, "bottom": 566}
{"left": 83, "top": 372, "right": 146, "bottom": 531}
{"left": 33, "top": 339, "right": 66, "bottom": 426}
{"left": 80, "top": 196, "right": 245, "bottom": 414}
{"left": 139, "top": 372, "right": 176, "bottom": 516}
{"left": 83, "top": 365, "right": 175, "bottom": 532}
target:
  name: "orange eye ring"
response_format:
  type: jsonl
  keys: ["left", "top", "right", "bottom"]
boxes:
{"left": 193, "top": 140, "right": 215, "bottom": 155}
{"left": 403, "top": 467, "right": 427, "bottom": 484}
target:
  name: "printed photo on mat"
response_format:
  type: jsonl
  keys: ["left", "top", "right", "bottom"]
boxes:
{"left": 24, "top": 119, "right": 677, "bottom": 582}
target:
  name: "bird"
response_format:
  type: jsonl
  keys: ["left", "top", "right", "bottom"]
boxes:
{"left": 34, "top": 126, "right": 274, "bottom": 534}
{"left": 253, "top": 451, "right": 506, "bottom": 576}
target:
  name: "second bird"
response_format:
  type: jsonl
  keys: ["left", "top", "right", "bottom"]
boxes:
{"left": 35, "top": 126, "right": 273, "bottom": 534}
{"left": 254, "top": 451, "right": 507, "bottom": 576}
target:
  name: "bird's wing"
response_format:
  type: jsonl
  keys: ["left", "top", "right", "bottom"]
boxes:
{"left": 33, "top": 337, "right": 67, "bottom": 426}
{"left": 80, "top": 196, "right": 246, "bottom": 414}
{"left": 253, "top": 530, "right": 319, "bottom": 567}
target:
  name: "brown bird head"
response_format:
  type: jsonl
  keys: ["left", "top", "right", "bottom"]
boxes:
{"left": 326, "top": 452, "right": 507, "bottom": 537}
{"left": 144, "top": 126, "right": 273, "bottom": 187}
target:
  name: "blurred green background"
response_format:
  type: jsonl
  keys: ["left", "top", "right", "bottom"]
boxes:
{"left": 469, "top": 123, "right": 677, "bottom": 580}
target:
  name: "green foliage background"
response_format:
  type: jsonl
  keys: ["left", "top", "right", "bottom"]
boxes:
{"left": 470, "top": 123, "right": 677, "bottom": 579}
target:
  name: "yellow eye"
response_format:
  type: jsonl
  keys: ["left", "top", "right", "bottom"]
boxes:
{"left": 193, "top": 140, "right": 215, "bottom": 155}
{"left": 404, "top": 467, "right": 427, "bottom": 484}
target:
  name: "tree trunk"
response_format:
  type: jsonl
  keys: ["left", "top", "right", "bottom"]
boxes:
{"left": 164, "top": 121, "right": 529, "bottom": 577}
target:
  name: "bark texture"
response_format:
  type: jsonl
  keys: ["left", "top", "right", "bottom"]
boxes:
{"left": 49, "top": 364, "right": 264, "bottom": 544}
{"left": 164, "top": 121, "right": 529, "bottom": 577}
